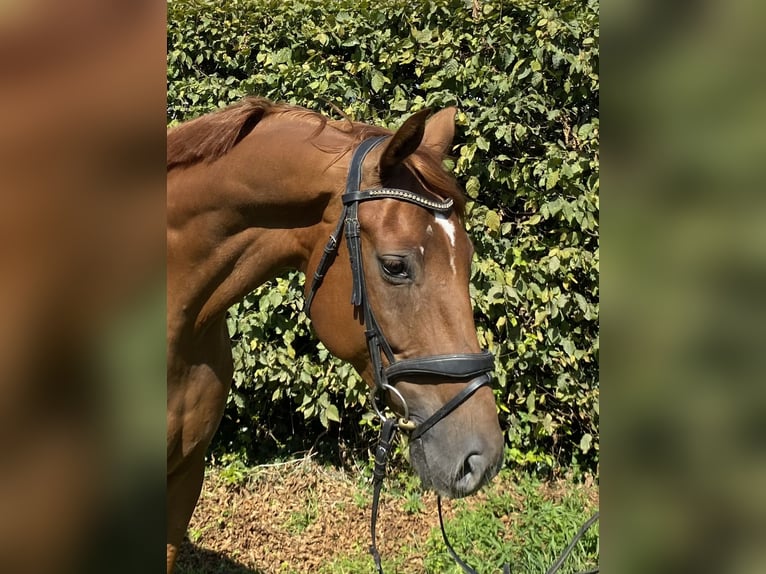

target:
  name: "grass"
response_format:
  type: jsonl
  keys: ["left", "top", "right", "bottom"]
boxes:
{"left": 402, "top": 490, "right": 425, "bottom": 515}
{"left": 323, "top": 469, "right": 598, "bottom": 574}
{"left": 422, "top": 472, "right": 599, "bottom": 574}
{"left": 181, "top": 457, "right": 598, "bottom": 574}
{"left": 318, "top": 549, "right": 399, "bottom": 574}
{"left": 285, "top": 488, "right": 319, "bottom": 534}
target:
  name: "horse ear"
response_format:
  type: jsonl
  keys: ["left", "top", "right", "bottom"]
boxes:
{"left": 379, "top": 108, "right": 431, "bottom": 177}
{"left": 421, "top": 107, "right": 457, "bottom": 156}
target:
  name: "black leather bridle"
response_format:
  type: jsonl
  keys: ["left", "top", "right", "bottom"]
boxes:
{"left": 303, "top": 135, "right": 599, "bottom": 574}
{"left": 304, "top": 135, "right": 494, "bottom": 438}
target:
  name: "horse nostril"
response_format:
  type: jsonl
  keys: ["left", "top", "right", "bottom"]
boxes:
{"left": 460, "top": 453, "right": 478, "bottom": 476}
{"left": 457, "top": 452, "right": 486, "bottom": 493}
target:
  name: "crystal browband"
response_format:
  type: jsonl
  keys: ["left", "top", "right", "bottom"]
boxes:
{"left": 343, "top": 188, "right": 454, "bottom": 213}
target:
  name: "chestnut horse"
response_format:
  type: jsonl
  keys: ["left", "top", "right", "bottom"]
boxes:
{"left": 166, "top": 98, "right": 503, "bottom": 572}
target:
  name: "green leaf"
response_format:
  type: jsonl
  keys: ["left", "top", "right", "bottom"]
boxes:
{"left": 465, "top": 176, "right": 480, "bottom": 199}
{"left": 371, "top": 71, "right": 387, "bottom": 92}
{"left": 485, "top": 210, "right": 501, "bottom": 232}
{"left": 325, "top": 404, "right": 340, "bottom": 423}
{"left": 526, "top": 391, "right": 536, "bottom": 413}
{"left": 546, "top": 170, "right": 559, "bottom": 190}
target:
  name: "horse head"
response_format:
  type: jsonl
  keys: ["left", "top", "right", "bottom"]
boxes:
{"left": 306, "top": 109, "right": 504, "bottom": 497}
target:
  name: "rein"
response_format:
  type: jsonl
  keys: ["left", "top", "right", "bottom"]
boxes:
{"left": 305, "top": 136, "right": 599, "bottom": 573}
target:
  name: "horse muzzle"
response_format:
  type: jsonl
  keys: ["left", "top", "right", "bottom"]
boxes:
{"left": 406, "top": 384, "right": 504, "bottom": 498}
{"left": 372, "top": 351, "right": 503, "bottom": 498}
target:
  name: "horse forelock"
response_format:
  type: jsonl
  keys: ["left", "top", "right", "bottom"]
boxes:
{"left": 406, "top": 147, "right": 466, "bottom": 219}
{"left": 166, "top": 97, "right": 465, "bottom": 217}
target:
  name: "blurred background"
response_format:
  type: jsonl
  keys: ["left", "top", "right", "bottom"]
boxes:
{"left": 0, "top": 1, "right": 166, "bottom": 573}
{"left": 602, "top": 0, "right": 766, "bottom": 572}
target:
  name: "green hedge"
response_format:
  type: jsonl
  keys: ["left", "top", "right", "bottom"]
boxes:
{"left": 167, "top": 0, "right": 599, "bottom": 474}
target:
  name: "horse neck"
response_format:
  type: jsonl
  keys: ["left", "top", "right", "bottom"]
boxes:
{"left": 167, "top": 120, "right": 343, "bottom": 333}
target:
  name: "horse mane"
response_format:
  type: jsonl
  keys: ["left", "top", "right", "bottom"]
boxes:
{"left": 167, "top": 97, "right": 286, "bottom": 170}
{"left": 167, "top": 97, "right": 465, "bottom": 215}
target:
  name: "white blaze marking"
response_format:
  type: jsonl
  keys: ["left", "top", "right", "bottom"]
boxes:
{"left": 434, "top": 212, "right": 457, "bottom": 275}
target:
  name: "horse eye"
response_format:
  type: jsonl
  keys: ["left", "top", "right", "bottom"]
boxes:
{"left": 380, "top": 256, "right": 409, "bottom": 280}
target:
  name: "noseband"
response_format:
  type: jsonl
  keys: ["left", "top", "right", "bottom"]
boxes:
{"left": 305, "top": 135, "right": 493, "bottom": 439}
